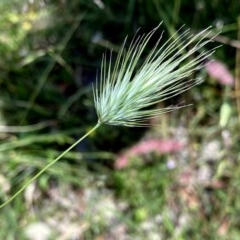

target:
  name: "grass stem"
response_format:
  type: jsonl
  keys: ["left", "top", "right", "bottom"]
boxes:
{"left": 0, "top": 122, "right": 101, "bottom": 209}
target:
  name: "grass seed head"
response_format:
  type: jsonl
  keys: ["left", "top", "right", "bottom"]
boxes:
{"left": 94, "top": 25, "right": 215, "bottom": 127}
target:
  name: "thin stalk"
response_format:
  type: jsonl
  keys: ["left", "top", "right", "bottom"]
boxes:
{"left": 0, "top": 122, "right": 101, "bottom": 209}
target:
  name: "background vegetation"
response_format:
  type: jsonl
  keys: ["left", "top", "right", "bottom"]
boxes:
{"left": 0, "top": 0, "right": 239, "bottom": 239}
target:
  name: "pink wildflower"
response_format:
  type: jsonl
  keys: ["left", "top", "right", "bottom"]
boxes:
{"left": 205, "top": 60, "right": 234, "bottom": 85}
{"left": 115, "top": 139, "right": 184, "bottom": 169}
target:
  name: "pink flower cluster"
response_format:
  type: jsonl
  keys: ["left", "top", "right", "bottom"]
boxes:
{"left": 115, "top": 139, "right": 184, "bottom": 169}
{"left": 205, "top": 60, "right": 234, "bottom": 85}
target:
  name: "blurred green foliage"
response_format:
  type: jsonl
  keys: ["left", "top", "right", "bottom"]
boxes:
{"left": 0, "top": 0, "right": 240, "bottom": 239}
